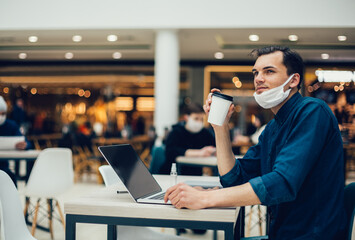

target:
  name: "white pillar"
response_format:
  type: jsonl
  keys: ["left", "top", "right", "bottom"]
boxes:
{"left": 154, "top": 29, "right": 180, "bottom": 139}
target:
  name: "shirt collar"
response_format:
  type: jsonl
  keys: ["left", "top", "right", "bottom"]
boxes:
{"left": 275, "top": 92, "right": 302, "bottom": 125}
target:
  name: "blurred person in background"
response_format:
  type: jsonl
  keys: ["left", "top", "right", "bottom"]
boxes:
{"left": 10, "top": 98, "right": 28, "bottom": 133}
{"left": 164, "top": 46, "right": 346, "bottom": 239}
{"left": 233, "top": 113, "right": 267, "bottom": 145}
{"left": 0, "top": 96, "right": 32, "bottom": 186}
{"left": 77, "top": 121, "right": 97, "bottom": 152}
{"left": 160, "top": 103, "right": 215, "bottom": 176}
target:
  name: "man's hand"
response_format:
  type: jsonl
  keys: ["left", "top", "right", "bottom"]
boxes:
{"left": 164, "top": 183, "right": 211, "bottom": 209}
{"left": 15, "top": 141, "right": 27, "bottom": 150}
{"left": 203, "top": 88, "right": 234, "bottom": 128}
{"left": 199, "top": 146, "right": 216, "bottom": 157}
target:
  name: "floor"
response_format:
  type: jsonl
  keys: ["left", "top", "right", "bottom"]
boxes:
{"left": 5, "top": 161, "right": 355, "bottom": 240}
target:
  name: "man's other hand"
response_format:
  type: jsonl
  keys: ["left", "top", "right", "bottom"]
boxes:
{"left": 15, "top": 141, "right": 27, "bottom": 150}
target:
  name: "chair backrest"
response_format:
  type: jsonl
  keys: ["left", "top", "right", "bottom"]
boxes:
{"left": 149, "top": 145, "right": 166, "bottom": 174}
{"left": 0, "top": 170, "right": 37, "bottom": 240}
{"left": 24, "top": 148, "right": 74, "bottom": 198}
{"left": 345, "top": 182, "right": 355, "bottom": 240}
{"left": 98, "top": 165, "right": 121, "bottom": 187}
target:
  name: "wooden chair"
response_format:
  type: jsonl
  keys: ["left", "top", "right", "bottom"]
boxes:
{"left": 73, "top": 145, "right": 102, "bottom": 183}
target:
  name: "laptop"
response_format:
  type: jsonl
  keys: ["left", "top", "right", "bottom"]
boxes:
{"left": 98, "top": 144, "right": 171, "bottom": 205}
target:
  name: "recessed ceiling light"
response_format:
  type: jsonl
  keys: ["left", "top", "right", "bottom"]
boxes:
{"left": 28, "top": 36, "right": 38, "bottom": 43}
{"left": 214, "top": 52, "right": 224, "bottom": 59}
{"left": 107, "top": 35, "right": 118, "bottom": 42}
{"left": 18, "top": 53, "right": 27, "bottom": 59}
{"left": 321, "top": 53, "right": 329, "bottom": 60}
{"left": 65, "top": 52, "right": 74, "bottom": 59}
{"left": 288, "top": 35, "right": 298, "bottom": 41}
{"left": 249, "top": 34, "right": 259, "bottom": 42}
{"left": 112, "top": 52, "right": 122, "bottom": 59}
{"left": 337, "top": 35, "right": 347, "bottom": 41}
{"left": 72, "top": 35, "right": 82, "bottom": 42}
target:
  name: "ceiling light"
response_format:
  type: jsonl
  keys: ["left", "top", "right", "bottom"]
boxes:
{"left": 18, "top": 53, "right": 27, "bottom": 59}
{"left": 249, "top": 34, "right": 259, "bottom": 42}
{"left": 112, "top": 52, "right": 122, "bottom": 59}
{"left": 321, "top": 53, "right": 329, "bottom": 60}
{"left": 214, "top": 52, "right": 224, "bottom": 59}
{"left": 107, "top": 35, "right": 118, "bottom": 42}
{"left": 72, "top": 35, "right": 82, "bottom": 42}
{"left": 28, "top": 36, "right": 38, "bottom": 43}
{"left": 288, "top": 35, "right": 298, "bottom": 41}
{"left": 337, "top": 35, "right": 347, "bottom": 41}
{"left": 65, "top": 52, "right": 74, "bottom": 59}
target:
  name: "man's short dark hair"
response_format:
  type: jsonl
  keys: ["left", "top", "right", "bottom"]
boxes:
{"left": 250, "top": 46, "right": 304, "bottom": 89}
{"left": 183, "top": 103, "right": 204, "bottom": 115}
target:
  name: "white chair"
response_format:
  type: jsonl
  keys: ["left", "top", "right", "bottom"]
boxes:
{"left": 98, "top": 165, "right": 190, "bottom": 240}
{"left": 23, "top": 148, "right": 74, "bottom": 239}
{"left": 0, "top": 170, "right": 37, "bottom": 240}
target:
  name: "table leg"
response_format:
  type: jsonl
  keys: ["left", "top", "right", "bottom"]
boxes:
{"left": 14, "top": 160, "right": 20, "bottom": 180}
{"left": 65, "top": 214, "right": 76, "bottom": 240}
{"left": 224, "top": 223, "right": 235, "bottom": 240}
{"left": 213, "top": 229, "right": 218, "bottom": 240}
{"left": 107, "top": 225, "right": 116, "bottom": 240}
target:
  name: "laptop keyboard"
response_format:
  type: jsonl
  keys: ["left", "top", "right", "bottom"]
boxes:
{"left": 148, "top": 192, "right": 166, "bottom": 200}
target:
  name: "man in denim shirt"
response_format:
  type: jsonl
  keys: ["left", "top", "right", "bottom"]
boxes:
{"left": 165, "top": 46, "right": 346, "bottom": 239}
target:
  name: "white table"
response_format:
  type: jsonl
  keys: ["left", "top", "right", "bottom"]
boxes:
{"left": 65, "top": 175, "right": 239, "bottom": 240}
{"left": 0, "top": 150, "right": 41, "bottom": 160}
{"left": 176, "top": 155, "right": 244, "bottom": 175}
{"left": 0, "top": 150, "right": 41, "bottom": 182}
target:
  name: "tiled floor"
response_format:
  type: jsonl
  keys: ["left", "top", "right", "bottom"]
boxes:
{"left": 8, "top": 167, "right": 355, "bottom": 240}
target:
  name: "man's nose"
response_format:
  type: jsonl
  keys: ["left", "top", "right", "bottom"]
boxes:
{"left": 254, "top": 74, "right": 265, "bottom": 84}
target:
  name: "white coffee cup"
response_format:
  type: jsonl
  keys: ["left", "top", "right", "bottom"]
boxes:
{"left": 207, "top": 92, "right": 233, "bottom": 126}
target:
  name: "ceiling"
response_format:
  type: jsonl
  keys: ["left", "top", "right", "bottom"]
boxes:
{"left": 0, "top": 28, "right": 355, "bottom": 62}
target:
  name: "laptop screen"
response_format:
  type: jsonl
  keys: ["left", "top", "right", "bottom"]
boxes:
{"left": 99, "top": 144, "right": 162, "bottom": 199}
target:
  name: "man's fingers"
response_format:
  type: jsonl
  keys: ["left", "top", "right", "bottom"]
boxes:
{"left": 164, "top": 184, "right": 178, "bottom": 202}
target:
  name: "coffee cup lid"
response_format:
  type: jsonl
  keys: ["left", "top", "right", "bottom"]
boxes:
{"left": 212, "top": 92, "right": 233, "bottom": 101}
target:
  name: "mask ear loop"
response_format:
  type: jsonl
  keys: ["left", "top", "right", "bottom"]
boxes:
{"left": 283, "top": 74, "right": 295, "bottom": 92}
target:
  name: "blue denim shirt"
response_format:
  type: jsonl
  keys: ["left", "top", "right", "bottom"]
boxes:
{"left": 220, "top": 93, "right": 346, "bottom": 239}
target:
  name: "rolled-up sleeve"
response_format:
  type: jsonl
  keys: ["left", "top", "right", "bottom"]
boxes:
{"left": 220, "top": 142, "right": 262, "bottom": 188}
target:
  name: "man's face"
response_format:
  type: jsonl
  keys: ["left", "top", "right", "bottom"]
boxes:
{"left": 187, "top": 113, "right": 204, "bottom": 123}
{"left": 252, "top": 51, "right": 290, "bottom": 95}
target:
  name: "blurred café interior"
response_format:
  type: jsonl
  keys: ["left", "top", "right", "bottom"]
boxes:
{"left": 0, "top": 0, "right": 355, "bottom": 239}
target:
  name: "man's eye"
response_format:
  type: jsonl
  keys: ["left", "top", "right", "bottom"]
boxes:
{"left": 266, "top": 70, "right": 274, "bottom": 74}
{"left": 252, "top": 72, "right": 258, "bottom": 77}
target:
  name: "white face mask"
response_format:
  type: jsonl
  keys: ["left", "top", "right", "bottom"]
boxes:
{"left": 185, "top": 117, "right": 204, "bottom": 133}
{"left": 0, "top": 115, "right": 6, "bottom": 126}
{"left": 253, "top": 74, "right": 294, "bottom": 109}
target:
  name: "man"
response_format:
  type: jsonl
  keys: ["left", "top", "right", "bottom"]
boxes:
{"left": 160, "top": 103, "right": 216, "bottom": 176}
{"left": 164, "top": 46, "right": 346, "bottom": 239}
{"left": 0, "top": 96, "right": 31, "bottom": 186}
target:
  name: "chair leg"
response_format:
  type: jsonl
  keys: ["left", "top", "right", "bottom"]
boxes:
{"left": 247, "top": 205, "right": 254, "bottom": 236}
{"left": 23, "top": 197, "right": 30, "bottom": 219}
{"left": 56, "top": 200, "right": 66, "bottom": 228}
{"left": 258, "top": 205, "right": 263, "bottom": 235}
{"left": 31, "top": 199, "right": 41, "bottom": 236}
{"left": 47, "top": 199, "right": 54, "bottom": 240}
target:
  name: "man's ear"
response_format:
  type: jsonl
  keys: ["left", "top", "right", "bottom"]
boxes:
{"left": 183, "top": 114, "right": 189, "bottom": 121}
{"left": 290, "top": 73, "right": 300, "bottom": 88}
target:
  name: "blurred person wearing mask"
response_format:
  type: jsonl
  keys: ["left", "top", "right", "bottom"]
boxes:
{"left": 160, "top": 103, "right": 216, "bottom": 176}
{"left": 0, "top": 96, "right": 32, "bottom": 186}
{"left": 234, "top": 114, "right": 267, "bottom": 145}
{"left": 164, "top": 46, "right": 346, "bottom": 239}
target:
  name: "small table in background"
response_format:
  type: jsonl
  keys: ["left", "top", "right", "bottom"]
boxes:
{"left": 0, "top": 150, "right": 41, "bottom": 182}
{"left": 176, "top": 155, "right": 244, "bottom": 175}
